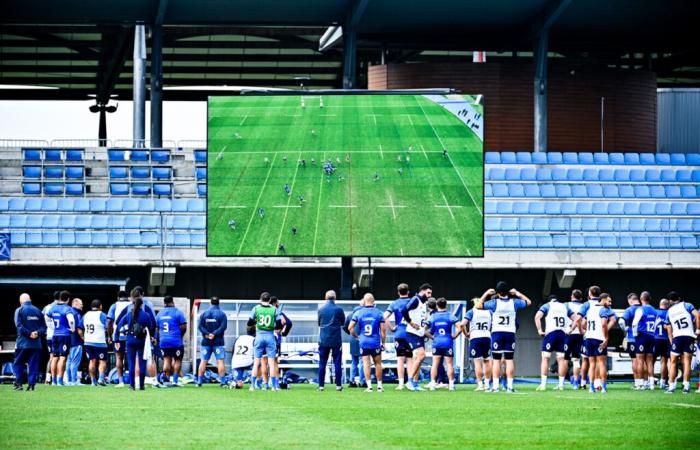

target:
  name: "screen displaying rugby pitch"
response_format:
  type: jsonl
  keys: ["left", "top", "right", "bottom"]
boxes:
{"left": 207, "top": 93, "right": 484, "bottom": 257}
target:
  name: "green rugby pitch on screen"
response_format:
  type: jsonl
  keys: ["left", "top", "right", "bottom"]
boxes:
{"left": 207, "top": 93, "right": 484, "bottom": 257}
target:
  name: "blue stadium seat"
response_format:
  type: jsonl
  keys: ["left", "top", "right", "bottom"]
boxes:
{"left": 581, "top": 217, "right": 598, "bottom": 231}
{"left": 691, "top": 170, "right": 700, "bottom": 182}
{"left": 632, "top": 236, "right": 650, "bottom": 248}
{"left": 151, "top": 150, "right": 170, "bottom": 162}
{"left": 531, "top": 217, "right": 546, "bottom": 231}
{"left": 531, "top": 152, "right": 547, "bottom": 164}
{"left": 110, "top": 183, "right": 129, "bottom": 196}
{"left": 168, "top": 233, "right": 191, "bottom": 247}
{"left": 552, "top": 168, "right": 567, "bottom": 181}
{"left": 91, "top": 216, "right": 109, "bottom": 229}
{"left": 152, "top": 167, "right": 172, "bottom": 179}
{"left": 601, "top": 236, "right": 618, "bottom": 248}
{"left": 108, "top": 149, "right": 126, "bottom": 161}
{"left": 669, "top": 153, "right": 686, "bottom": 165}
{"left": 552, "top": 234, "right": 569, "bottom": 248}
{"left": 520, "top": 235, "right": 537, "bottom": 248}
{"left": 170, "top": 199, "right": 188, "bottom": 212}
{"left": 155, "top": 198, "right": 171, "bottom": 212}
{"left": 681, "top": 236, "right": 698, "bottom": 249}
{"left": 188, "top": 199, "right": 205, "bottom": 212}
{"left": 196, "top": 167, "right": 207, "bottom": 181}
{"left": 44, "top": 149, "right": 62, "bottom": 161}
{"left": 124, "top": 233, "right": 141, "bottom": 246}
{"left": 190, "top": 216, "right": 206, "bottom": 230}
{"left": 22, "top": 166, "right": 41, "bottom": 178}
{"left": 655, "top": 203, "right": 672, "bottom": 215}
{"left": 191, "top": 234, "right": 206, "bottom": 246}
{"left": 168, "top": 216, "right": 190, "bottom": 229}
{"left": 485, "top": 235, "right": 504, "bottom": 248}
{"left": 644, "top": 169, "right": 661, "bottom": 182}
{"left": 562, "top": 152, "right": 578, "bottom": 164}
{"left": 560, "top": 202, "right": 576, "bottom": 215}
{"left": 575, "top": 202, "right": 593, "bottom": 214}
{"left": 639, "top": 153, "right": 655, "bottom": 165}
{"left": 106, "top": 198, "right": 124, "bottom": 212}
{"left": 23, "top": 149, "right": 41, "bottom": 161}
{"left": 194, "top": 149, "right": 207, "bottom": 163}
{"left": 650, "top": 185, "right": 665, "bottom": 198}
{"left": 0, "top": 198, "right": 9, "bottom": 211}
{"left": 675, "top": 169, "right": 691, "bottom": 181}
{"left": 140, "top": 216, "right": 159, "bottom": 229}
{"left": 484, "top": 201, "right": 497, "bottom": 214}
{"left": 500, "top": 152, "right": 516, "bottom": 164}
{"left": 593, "top": 153, "right": 609, "bottom": 165}
{"left": 65, "top": 166, "right": 84, "bottom": 179}
{"left": 598, "top": 169, "right": 614, "bottom": 181}
{"left": 123, "top": 198, "right": 139, "bottom": 212}
{"left": 44, "top": 183, "right": 64, "bottom": 195}
{"left": 618, "top": 185, "right": 634, "bottom": 198}
{"left": 89, "top": 198, "right": 106, "bottom": 212}
{"left": 608, "top": 153, "right": 624, "bottom": 164}
{"left": 598, "top": 218, "right": 617, "bottom": 231}
{"left": 43, "top": 232, "right": 60, "bottom": 246}
{"left": 608, "top": 202, "right": 624, "bottom": 215}
{"left": 131, "top": 166, "right": 150, "bottom": 178}
{"left": 586, "top": 184, "right": 603, "bottom": 198}
{"left": 679, "top": 185, "right": 695, "bottom": 198}
{"left": 629, "top": 169, "right": 644, "bottom": 182}
{"left": 536, "top": 235, "right": 553, "bottom": 248}
{"left": 487, "top": 168, "right": 504, "bottom": 181}
{"left": 40, "top": 198, "right": 57, "bottom": 211}
{"left": 528, "top": 202, "right": 545, "bottom": 214}
{"left": 655, "top": 153, "right": 671, "bottom": 165}
{"left": 508, "top": 184, "right": 525, "bottom": 197}
{"left": 602, "top": 185, "right": 619, "bottom": 198}
{"left": 25, "top": 198, "right": 42, "bottom": 211}
{"left": 491, "top": 184, "right": 507, "bottom": 197}
{"left": 503, "top": 235, "right": 519, "bottom": 247}
{"left": 546, "top": 152, "right": 563, "bottom": 164}
{"left": 92, "top": 233, "right": 109, "bottom": 246}
{"left": 567, "top": 169, "right": 583, "bottom": 181}
{"left": 687, "top": 154, "right": 700, "bottom": 165}
{"left": 613, "top": 169, "right": 629, "bottom": 182}
{"left": 484, "top": 153, "right": 500, "bottom": 164}
{"left": 583, "top": 236, "right": 601, "bottom": 248}
{"left": 43, "top": 166, "right": 63, "bottom": 179}
{"left": 59, "top": 215, "right": 76, "bottom": 229}
{"left": 540, "top": 184, "right": 556, "bottom": 198}
{"left": 25, "top": 232, "right": 42, "bottom": 245}
{"left": 515, "top": 152, "right": 531, "bottom": 164}
{"left": 649, "top": 236, "right": 666, "bottom": 249}
{"left": 523, "top": 184, "right": 539, "bottom": 197}
{"left": 634, "top": 185, "right": 651, "bottom": 198}
{"left": 496, "top": 201, "right": 513, "bottom": 214}
{"left": 665, "top": 186, "right": 681, "bottom": 198}
{"left": 57, "top": 198, "right": 74, "bottom": 212}
{"left": 70, "top": 232, "right": 88, "bottom": 245}
{"left": 484, "top": 184, "right": 492, "bottom": 197}
{"left": 510, "top": 201, "right": 527, "bottom": 214}
{"left": 109, "top": 232, "right": 126, "bottom": 246}
{"left": 110, "top": 216, "right": 126, "bottom": 229}
{"left": 109, "top": 167, "right": 128, "bottom": 178}
{"left": 484, "top": 218, "right": 499, "bottom": 231}
{"left": 500, "top": 218, "right": 518, "bottom": 231}
{"left": 582, "top": 168, "right": 598, "bottom": 181}
{"left": 141, "top": 232, "right": 160, "bottom": 246}
{"left": 131, "top": 183, "right": 151, "bottom": 196}
{"left": 65, "top": 183, "right": 84, "bottom": 196}
{"left": 10, "top": 216, "right": 27, "bottom": 228}
{"left": 536, "top": 168, "right": 551, "bottom": 181}
{"left": 65, "top": 149, "right": 84, "bottom": 161}
{"left": 549, "top": 218, "right": 567, "bottom": 231}
{"left": 130, "top": 150, "right": 149, "bottom": 161}
{"left": 139, "top": 199, "right": 155, "bottom": 212}
{"left": 59, "top": 232, "right": 75, "bottom": 246}
{"left": 660, "top": 169, "right": 675, "bottom": 182}
{"left": 624, "top": 153, "right": 640, "bottom": 164}
{"left": 26, "top": 216, "right": 43, "bottom": 229}
{"left": 197, "top": 184, "right": 207, "bottom": 197}
{"left": 569, "top": 218, "right": 583, "bottom": 231}
{"left": 578, "top": 152, "right": 594, "bottom": 165}
{"left": 154, "top": 183, "right": 172, "bottom": 196}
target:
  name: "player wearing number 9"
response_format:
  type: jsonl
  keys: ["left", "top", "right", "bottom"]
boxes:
{"left": 348, "top": 293, "right": 386, "bottom": 393}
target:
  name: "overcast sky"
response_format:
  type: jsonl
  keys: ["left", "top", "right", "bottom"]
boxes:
{"left": 0, "top": 100, "right": 206, "bottom": 146}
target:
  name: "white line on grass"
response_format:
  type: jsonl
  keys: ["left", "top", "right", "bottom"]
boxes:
{"left": 671, "top": 403, "right": 700, "bottom": 409}
{"left": 275, "top": 151, "right": 303, "bottom": 250}
{"left": 211, "top": 150, "right": 444, "bottom": 155}
{"left": 378, "top": 194, "right": 405, "bottom": 220}
{"left": 312, "top": 152, "right": 326, "bottom": 255}
{"left": 434, "top": 192, "right": 460, "bottom": 220}
{"left": 237, "top": 153, "right": 277, "bottom": 255}
{"left": 239, "top": 115, "right": 248, "bottom": 126}
{"left": 404, "top": 114, "right": 414, "bottom": 126}
{"left": 272, "top": 205, "right": 302, "bottom": 208}
{"left": 217, "top": 205, "right": 248, "bottom": 209}
{"left": 419, "top": 143, "right": 429, "bottom": 160}
{"left": 379, "top": 144, "right": 384, "bottom": 159}
{"left": 329, "top": 205, "right": 357, "bottom": 208}
{"left": 400, "top": 248, "right": 404, "bottom": 256}
{"left": 215, "top": 144, "right": 227, "bottom": 160}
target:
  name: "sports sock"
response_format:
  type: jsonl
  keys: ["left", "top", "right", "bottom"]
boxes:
{"left": 594, "top": 379, "right": 601, "bottom": 389}
{"left": 251, "top": 376, "right": 257, "bottom": 388}
{"left": 448, "top": 380, "right": 454, "bottom": 389}
{"left": 540, "top": 375, "right": 547, "bottom": 385}
{"left": 118, "top": 375, "right": 124, "bottom": 384}
{"left": 271, "top": 377, "right": 279, "bottom": 389}
{"left": 173, "top": 373, "right": 179, "bottom": 384}
{"left": 366, "top": 380, "right": 373, "bottom": 390}
{"left": 377, "top": 381, "right": 383, "bottom": 389}
{"left": 507, "top": 378, "right": 514, "bottom": 390}
{"left": 683, "top": 381, "right": 690, "bottom": 390}
{"left": 669, "top": 381, "right": 677, "bottom": 390}
{"left": 477, "top": 380, "right": 483, "bottom": 389}
{"left": 558, "top": 376, "right": 565, "bottom": 386}
{"left": 648, "top": 376, "right": 654, "bottom": 387}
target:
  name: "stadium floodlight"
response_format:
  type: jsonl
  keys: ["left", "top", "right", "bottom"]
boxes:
{"left": 294, "top": 76, "right": 311, "bottom": 90}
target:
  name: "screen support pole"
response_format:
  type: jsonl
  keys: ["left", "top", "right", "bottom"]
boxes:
{"left": 340, "top": 256, "right": 353, "bottom": 299}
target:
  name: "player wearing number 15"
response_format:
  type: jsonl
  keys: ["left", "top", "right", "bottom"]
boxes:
{"left": 156, "top": 295, "right": 187, "bottom": 387}
{"left": 664, "top": 291, "right": 700, "bottom": 394}
{"left": 349, "top": 293, "right": 386, "bottom": 393}
{"left": 248, "top": 292, "right": 285, "bottom": 390}
{"left": 478, "top": 282, "right": 531, "bottom": 393}
{"left": 196, "top": 296, "right": 228, "bottom": 387}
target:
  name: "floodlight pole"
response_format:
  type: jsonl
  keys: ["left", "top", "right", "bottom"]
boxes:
{"left": 150, "top": 24, "right": 164, "bottom": 148}
{"left": 342, "top": 27, "right": 358, "bottom": 89}
{"left": 533, "top": 28, "right": 548, "bottom": 153}
{"left": 133, "top": 24, "right": 147, "bottom": 148}
{"left": 340, "top": 257, "right": 353, "bottom": 300}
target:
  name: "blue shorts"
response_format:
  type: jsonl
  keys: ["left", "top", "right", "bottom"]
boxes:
{"left": 254, "top": 333, "right": 278, "bottom": 358}
{"left": 46, "top": 338, "right": 53, "bottom": 354}
{"left": 565, "top": 334, "right": 583, "bottom": 360}
{"left": 160, "top": 346, "right": 184, "bottom": 360}
{"left": 654, "top": 339, "right": 670, "bottom": 358}
{"left": 491, "top": 332, "right": 516, "bottom": 354}
{"left": 671, "top": 336, "right": 697, "bottom": 355}
{"left": 406, "top": 334, "right": 425, "bottom": 350}
{"left": 361, "top": 348, "right": 382, "bottom": 357}
{"left": 84, "top": 345, "right": 108, "bottom": 361}
{"left": 202, "top": 345, "right": 226, "bottom": 361}
{"left": 626, "top": 341, "right": 637, "bottom": 358}
{"left": 432, "top": 347, "right": 454, "bottom": 357}
{"left": 394, "top": 338, "right": 413, "bottom": 358}
{"left": 469, "top": 337, "right": 491, "bottom": 359}
{"left": 542, "top": 330, "right": 566, "bottom": 353}
{"left": 52, "top": 336, "right": 71, "bottom": 357}
{"left": 583, "top": 338, "right": 607, "bottom": 357}
{"left": 636, "top": 333, "right": 655, "bottom": 355}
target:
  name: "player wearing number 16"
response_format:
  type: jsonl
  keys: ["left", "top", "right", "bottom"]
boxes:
{"left": 348, "top": 293, "right": 386, "bottom": 393}
{"left": 478, "top": 281, "right": 531, "bottom": 393}
{"left": 156, "top": 295, "right": 187, "bottom": 387}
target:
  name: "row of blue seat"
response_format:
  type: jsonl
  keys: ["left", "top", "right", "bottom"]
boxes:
{"left": 1, "top": 215, "right": 205, "bottom": 230}
{"left": 23, "top": 166, "right": 84, "bottom": 179}
{"left": 196, "top": 167, "right": 206, "bottom": 181}
{"left": 195, "top": 149, "right": 207, "bottom": 163}
{"left": 485, "top": 217, "right": 700, "bottom": 232}
{"left": 22, "top": 183, "right": 84, "bottom": 196}
{"left": 0, "top": 197, "right": 205, "bottom": 212}
{"left": 9, "top": 231, "right": 205, "bottom": 247}
{"left": 484, "top": 152, "right": 700, "bottom": 166}
{"left": 484, "top": 200, "right": 700, "bottom": 216}
{"left": 486, "top": 167, "right": 700, "bottom": 183}
{"left": 22, "top": 149, "right": 84, "bottom": 161}
{"left": 486, "top": 183, "right": 700, "bottom": 199}
{"left": 197, "top": 184, "right": 207, "bottom": 196}
{"left": 109, "top": 166, "right": 172, "bottom": 179}
{"left": 110, "top": 183, "right": 172, "bottom": 196}
{"left": 486, "top": 234, "right": 700, "bottom": 249}
{"left": 108, "top": 149, "right": 170, "bottom": 162}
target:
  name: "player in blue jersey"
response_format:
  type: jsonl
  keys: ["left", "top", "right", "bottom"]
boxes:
{"left": 618, "top": 293, "right": 642, "bottom": 388}
{"left": 106, "top": 291, "right": 131, "bottom": 387}
{"left": 349, "top": 293, "right": 386, "bottom": 393}
{"left": 425, "top": 298, "right": 461, "bottom": 391}
{"left": 571, "top": 293, "right": 616, "bottom": 393}
{"left": 383, "top": 283, "right": 413, "bottom": 390}
{"left": 462, "top": 298, "right": 492, "bottom": 391}
{"left": 42, "top": 291, "right": 59, "bottom": 385}
{"left": 664, "top": 291, "right": 700, "bottom": 394}
{"left": 564, "top": 289, "right": 585, "bottom": 389}
{"left": 535, "top": 295, "right": 574, "bottom": 391}
{"left": 66, "top": 298, "right": 84, "bottom": 386}
{"left": 156, "top": 295, "right": 187, "bottom": 387}
{"left": 271, "top": 296, "right": 293, "bottom": 385}
{"left": 47, "top": 291, "right": 76, "bottom": 386}
{"left": 344, "top": 297, "right": 367, "bottom": 388}
{"left": 197, "top": 296, "right": 228, "bottom": 388}
{"left": 284, "top": 183, "right": 291, "bottom": 196}
{"left": 401, "top": 283, "right": 433, "bottom": 391}
{"left": 653, "top": 298, "right": 670, "bottom": 390}
{"left": 632, "top": 291, "right": 658, "bottom": 390}
{"left": 477, "top": 281, "right": 531, "bottom": 393}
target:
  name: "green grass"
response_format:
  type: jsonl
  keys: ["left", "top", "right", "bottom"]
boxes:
{"left": 1, "top": 383, "right": 697, "bottom": 449}
{"left": 207, "top": 94, "right": 484, "bottom": 256}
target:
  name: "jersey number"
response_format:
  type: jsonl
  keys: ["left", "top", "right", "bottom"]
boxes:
{"left": 235, "top": 345, "right": 249, "bottom": 355}
{"left": 498, "top": 316, "right": 510, "bottom": 325}
{"left": 554, "top": 317, "right": 565, "bottom": 327}
{"left": 363, "top": 324, "right": 373, "bottom": 336}
{"left": 475, "top": 322, "right": 489, "bottom": 331}
{"left": 162, "top": 322, "right": 170, "bottom": 333}
{"left": 53, "top": 319, "right": 60, "bottom": 328}
{"left": 258, "top": 315, "right": 272, "bottom": 327}
{"left": 674, "top": 318, "right": 689, "bottom": 329}
{"left": 589, "top": 321, "right": 596, "bottom": 331}
{"left": 645, "top": 322, "right": 655, "bottom": 332}
{"left": 85, "top": 324, "right": 95, "bottom": 334}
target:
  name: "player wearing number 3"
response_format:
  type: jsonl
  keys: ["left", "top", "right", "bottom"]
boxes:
{"left": 156, "top": 295, "right": 187, "bottom": 387}
{"left": 534, "top": 294, "right": 574, "bottom": 391}
{"left": 477, "top": 282, "right": 531, "bottom": 393}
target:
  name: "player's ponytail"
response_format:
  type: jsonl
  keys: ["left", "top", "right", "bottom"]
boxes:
{"left": 130, "top": 296, "right": 143, "bottom": 330}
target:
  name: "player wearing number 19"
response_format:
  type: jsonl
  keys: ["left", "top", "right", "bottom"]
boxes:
{"left": 196, "top": 296, "right": 228, "bottom": 387}
{"left": 425, "top": 298, "right": 462, "bottom": 391}
{"left": 248, "top": 292, "right": 285, "bottom": 390}
{"left": 349, "top": 293, "right": 386, "bottom": 393}
{"left": 82, "top": 299, "right": 109, "bottom": 386}
{"left": 534, "top": 295, "right": 573, "bottom": 391}
{"left": 156, "top": 295, "right": 187, "bottom": 387}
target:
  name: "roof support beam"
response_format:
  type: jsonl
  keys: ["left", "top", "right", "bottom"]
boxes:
{"left": 96, "top": 27, "right": 132, "bottom": 104}
{"left": 341, "top": 0, "right": 370, "bottom": 88}
{"left": 133, "top": 24, "right": 147, "bottom": 148}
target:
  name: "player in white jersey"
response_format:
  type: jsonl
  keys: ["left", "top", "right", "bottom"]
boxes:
{"left": 564, "top": 289, "right": 585, "bottom": 389}
{"left": 42, "top": 291, "right": 59, "bottom": 384}
{"left": 578, "top": 285, "right": 601, "bottom": 390}
{"left": 571, "top": 293, "right": 616, "bottom": 393}
{"left": 230, "top": 330, "right": 255, "bottom": 389}
{"left": 82, "top": 299, "right": 109, "bottom": 386}
{"left": 663, "top": 291, "right": 700, "bottom": 394}
{"left": 461, "top": 298, "right": 493, "bottom": 391}
{"left": 535, "top": 295, "right": 574, "bottom": 390}
{"left": 401, "top": 283, "right": 433, "bottom": 391}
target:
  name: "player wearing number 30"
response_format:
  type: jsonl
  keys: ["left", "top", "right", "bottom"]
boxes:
{"left": 478, "top": 281, "right": 531, "bottom": 393}
{"left": 349, "top": 293, "right": 386, "bottom": 393}
{"left": 248, "top": 292, "right": 285, "bottom": 391}
{"left": 663, "top": 291, "right": 700, "bottom": 394}
{"left": 82, "top": 299, "right": 109, "bottom": 386}
{"left": 425, "top": 298, "right": 462, "bottom": 391}
{"left": 156, "top": 295, "right": 187, "bottom": 387}
{"left": 534, "top": 295, "right": 574, "bottom": 391}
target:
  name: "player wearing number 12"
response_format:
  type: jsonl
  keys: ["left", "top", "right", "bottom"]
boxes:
{"left": 632, "top": 292, "right": 658, "bottom": 390}
{"left": 248, "top": 292, "right": 284, "bottom": 390}
{"left": 156, "top": 295, "right": 187, "bottom": 387}
{"left": 349, "top": 293, "right": 386, "bottom": 393}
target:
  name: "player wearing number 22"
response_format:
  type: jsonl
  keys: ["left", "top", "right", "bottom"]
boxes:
{"left": 156, "top": 295, "right": 187, "bottom": 387}
{"left": 349, "top": 293, "right": 386, "bottom": 393}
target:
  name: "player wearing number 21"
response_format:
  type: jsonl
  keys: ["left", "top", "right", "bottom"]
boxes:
{"left": 477, "top": 282, "right": 531, "bottom": 393}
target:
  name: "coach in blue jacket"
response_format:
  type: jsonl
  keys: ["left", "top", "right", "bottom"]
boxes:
{"left": 13, "top": 293, "right": 46, "bottom": 391}
{"left": 196, "top": 296, "right": 228, "bottom": 387}
{"left": 317, "top": 290, "right": 346, "bottom": 391}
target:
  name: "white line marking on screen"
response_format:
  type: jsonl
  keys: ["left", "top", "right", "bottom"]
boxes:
{"left": 237, "top": 153, "right": 277, "bottom": 255}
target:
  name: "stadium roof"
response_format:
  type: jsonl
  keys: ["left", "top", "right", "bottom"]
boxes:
{"left": 1, "top": 0, "right": 698, "bottom": 100}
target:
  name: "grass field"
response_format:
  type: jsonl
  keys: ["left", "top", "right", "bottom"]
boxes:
{"left": 207, "top": 94, "right": 484, "bottom": 257}
{"left": 1, "top": 383, "right": 698, "bottom": 449}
